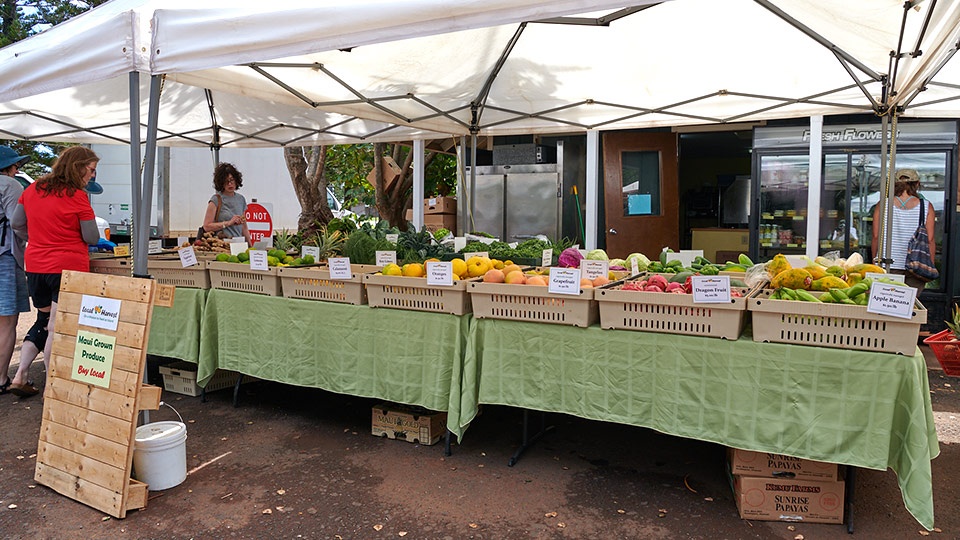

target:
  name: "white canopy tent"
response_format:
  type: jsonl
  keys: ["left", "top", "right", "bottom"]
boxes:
{"left": 0, "top": 0, "right": 957, "bottom": 277}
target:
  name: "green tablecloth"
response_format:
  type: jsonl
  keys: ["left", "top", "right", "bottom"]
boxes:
{"left": 147, "top": 287, "right": 207, "bottom": 363}
{"left": 463, "top": 319, "right": 939, "bottom": 530}
{"left": 198, "top": 289, "right": 472, "bottom": 437}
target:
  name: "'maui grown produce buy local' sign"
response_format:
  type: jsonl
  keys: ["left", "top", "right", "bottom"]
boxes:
{"left": 245, "top": 201, "right": 273, "bottom": 244}
{"left": 72, "top": 330, "right": 116, "bottom": 388}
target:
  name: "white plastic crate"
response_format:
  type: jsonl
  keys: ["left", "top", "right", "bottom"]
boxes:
{"left": 159, "top": 361, "right": 244, "bottom": 397}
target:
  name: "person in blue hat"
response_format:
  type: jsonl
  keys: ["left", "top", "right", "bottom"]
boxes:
{"left": 0, "top": 145, "right": 31, "bottom": 395}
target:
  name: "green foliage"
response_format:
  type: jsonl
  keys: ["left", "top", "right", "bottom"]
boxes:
{"left": 459, "top": 237, "right": 574, "bottom": 262}
{"left": 397, "top": 225, "right": 452, "bottom": 263}
{"left": 342, "top": 228, "right": 396, "bottom": 265}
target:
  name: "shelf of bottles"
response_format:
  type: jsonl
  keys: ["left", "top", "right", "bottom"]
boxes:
{"left": 757, "top": 154, "right": 809, "bottom": 259}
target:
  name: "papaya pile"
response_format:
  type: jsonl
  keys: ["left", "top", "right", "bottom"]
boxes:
{"left": 762, "top": 250, "right": 892, "bottom": 303}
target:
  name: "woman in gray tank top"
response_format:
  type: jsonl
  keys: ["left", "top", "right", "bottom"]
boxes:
{"left": 203, "top": 162, "right": 251, "bottom": 245}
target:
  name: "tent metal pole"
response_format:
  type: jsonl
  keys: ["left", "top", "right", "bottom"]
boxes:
{"left": 879, "top": 114, "right": 892, "bottom": 269}
{"left": 129, "top": 73, "right": 142, "bottom": 232}
{"left": 585, "top": 130, "right": 599, "bottom": 250}
{"left": 413, "top": 139, "right": 424, "bottom": 230}
{"left": 469, "top": 133, "right": 477, "bottom": 236}
{"left": 805, "top": 115, "right": 823, "bottom": 260}
{"left": 134, "top": 75, "right": 162, "bottom": 277}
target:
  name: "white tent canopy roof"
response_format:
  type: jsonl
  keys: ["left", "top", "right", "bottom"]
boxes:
{"left": 0, "top": 0, "right": 958, "bottom": 147}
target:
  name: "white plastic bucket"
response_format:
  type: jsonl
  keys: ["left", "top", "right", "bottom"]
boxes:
{"left": 133, "top": 421, "right": 187, "bottom": 490}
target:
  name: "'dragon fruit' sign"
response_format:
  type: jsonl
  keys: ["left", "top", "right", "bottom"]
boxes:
{"left": 245, "top": 201, "right": 273, "bottom": 244}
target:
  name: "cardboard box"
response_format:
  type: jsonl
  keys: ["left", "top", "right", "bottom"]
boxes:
{"left": 424, "top": 213, "right": 456, "bottom": 233}
{"left": 728, "top": 448, "right": 838, "bottom": 481}
{"left": 733, "top": 474, "right": 845, "bottom": 524}
{"left": 365, "top": 156, "right": 403, "bottom": 190}
{"left": 424, "top": 196, "right": 457, "bottom": 215}
{"left": 371, "top": 403, "right": 446, "bottom": 445}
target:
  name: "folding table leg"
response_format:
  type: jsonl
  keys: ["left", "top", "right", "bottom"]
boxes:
{"left": 508, "top": 409, "right": 553, "bottom": 467}
{"left": 845, "top": 466, "right": 856, "bottom": 534}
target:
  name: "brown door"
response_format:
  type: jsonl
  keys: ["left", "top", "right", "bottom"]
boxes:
{"left": 602, "top": 131, "right": 679, "bottom": 259}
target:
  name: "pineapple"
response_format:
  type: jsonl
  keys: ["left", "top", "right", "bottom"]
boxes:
{"left": 302, "top": 226, "right": 345, "bottom": 261}
{"left": 946, "top": 304, "right": 960, "bottom": 340}
{"left": 273, "top": 228, "right": 298, "bottom": 252}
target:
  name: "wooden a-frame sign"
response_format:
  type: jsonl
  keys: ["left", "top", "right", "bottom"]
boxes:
{"left": 34, "top": 270, "right": 175, "bottom": 518}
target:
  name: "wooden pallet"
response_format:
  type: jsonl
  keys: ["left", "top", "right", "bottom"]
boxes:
{"left": 34, "top": 271, "right": 172, "bottom": 518}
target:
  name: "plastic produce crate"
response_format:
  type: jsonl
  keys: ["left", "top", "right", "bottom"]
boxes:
{"left": 159, "top": 361, "right": 245, "bottom": 397}
{"left": 206, "top": 261, "right": 282, "bottom": 296}
{"left": 363, "top": 274, "right": 474, "bottom": 315}
{"left": 278, "top": 264, "right": 380, "bottom": 305}
{"left": 147, "top": 259, "right": 210, "bottom": 289}
{"left": 748, "top": 289, "right": 926, "bottom": 355}
{"left": 89, "top": 256, "right": 133, "bottom": 276}
{"left": 468, "top": 281, "right": 597, "bottom": 327}
{"left": 596, "top": 282, "right": 751, "bottom": 339}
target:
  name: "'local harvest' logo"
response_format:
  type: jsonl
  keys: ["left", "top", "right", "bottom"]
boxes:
{"left": 81, "top": 305, "right": 119, "bottom": 319}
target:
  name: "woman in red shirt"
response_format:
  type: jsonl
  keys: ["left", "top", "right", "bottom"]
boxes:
{"left": 9, "top": 147, "right": 100, "bottom": 397}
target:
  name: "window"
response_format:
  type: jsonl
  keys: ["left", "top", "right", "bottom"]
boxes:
{"left": 621, "top": 151, "right": 661, "bottom": 216}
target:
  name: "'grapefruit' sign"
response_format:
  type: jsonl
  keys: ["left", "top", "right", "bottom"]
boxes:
{"left": 245, "top": 202, "right": 273, "bottom": 244}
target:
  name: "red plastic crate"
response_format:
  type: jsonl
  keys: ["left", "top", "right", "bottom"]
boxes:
{"left": 924, "top": 329, "right": 960, "bottom": 376}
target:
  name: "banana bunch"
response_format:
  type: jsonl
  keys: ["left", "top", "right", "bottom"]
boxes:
{"left": 771, "top": 276, "right": 901, "bottom": 305}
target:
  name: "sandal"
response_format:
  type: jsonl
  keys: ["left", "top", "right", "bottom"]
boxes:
{"left": 10, "top": 383, "right": 39, "bottom": 398}
{"left": 0, "top": 378, "right": 10, "bottom": 394}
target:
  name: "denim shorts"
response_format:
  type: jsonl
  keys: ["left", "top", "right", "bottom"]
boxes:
{"left": 0, "top": 251, "right": 29, "bottom": 315}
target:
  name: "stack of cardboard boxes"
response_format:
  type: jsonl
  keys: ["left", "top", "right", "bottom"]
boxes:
{"left": 728, "top": 448, "right": 845, "bottom": 525}
{"left": 405, "top": 196, "right": 457, "bottom": 235}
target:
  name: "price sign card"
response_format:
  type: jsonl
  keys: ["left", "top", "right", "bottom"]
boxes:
{"left": 328, "top": 257, "right": 353, "bottom": 280}
{"left": 426, "top": 261, "right": 454, "bottom": 286}
{"left": 541, "top": 248, "right": 553, "bottom": 267}
{"left": 580, "top": 259, "right": 609, "bottom": 281}
{"left": 866, "top": 272, "right": 903, "bottom": 283}
{"left": 464, "top": 251, "right": 489, "bottom": 260}
{"left": 631, "top": 258, "right": 640, "bottom": 276}
{"left": 178, "top": 246, "right": 198, "bottom": 267}
{"left": 665, "top": 250, "right": 701, "bottom": 268}
{"left": 113, "top": 244, "right": 130, "bottom": 256}
{"left": 385, "top": 234, "right": 399, "bottom": 244}
{"left": 548, "top": 267, "right": 581, "bottom": 295}
{"left": 691, "top": 275, "right": 730, "bottom": 303}
{"left": 249, "top": 250, "right": 268, "bottom": 270}
{"left": 301, "top": 245, "right": 320, "bottom": 260}
{"left": 867, "top": 281, "right": 917, "bottom": 319}
{"left": 376, "top": 250, "right": 397, "bottom": 266}
{"left": 454, "top": 236, "right": 467, "bottom": 252}
{"left": 148, "top": 239, "right": 163, "bottom": 254}
{"left": 229, "top": 241, "right": 247, "bottom": 256}
{"left": 177, "top": 236, "right": 188, "bottom": 248}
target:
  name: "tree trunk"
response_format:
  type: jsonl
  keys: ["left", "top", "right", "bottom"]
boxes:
{"left": 283, "top": 145, "right": 332, "bottom": 236}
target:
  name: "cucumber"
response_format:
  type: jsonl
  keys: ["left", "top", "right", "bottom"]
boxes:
{"left": 669, "top": 271, "right": 695, "bottom": 283}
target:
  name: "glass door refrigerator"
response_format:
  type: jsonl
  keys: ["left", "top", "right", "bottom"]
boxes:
{"left": 753, "top": 152, "right": 809, "bottom": 261}
{"left": 752, "top": 119, "right": 957, "bottom": 330}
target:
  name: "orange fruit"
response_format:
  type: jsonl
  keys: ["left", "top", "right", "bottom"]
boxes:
{"left": 402, "top": 263, "right": 425, "bottom": 277}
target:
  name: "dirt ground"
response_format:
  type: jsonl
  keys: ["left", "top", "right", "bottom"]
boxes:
{"left": 2, "top": 315, "right": 959, "bottom": 540}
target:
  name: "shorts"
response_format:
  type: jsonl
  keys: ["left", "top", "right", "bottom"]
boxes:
{"left": 0, "top": 252, "right": 29, "bottom": 315}
{"left": 27, "top": 272, "right": 63, "bottom": 309}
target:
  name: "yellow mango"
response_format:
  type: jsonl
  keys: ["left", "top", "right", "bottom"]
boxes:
{"left": 810, "top": 275, "right": 848, "bottom": 291}
{"left": 849, "top": 263, "right": 885, "bottom": 275}
{"left": 804, "top": 264, "right": 828, "bottom": 280}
